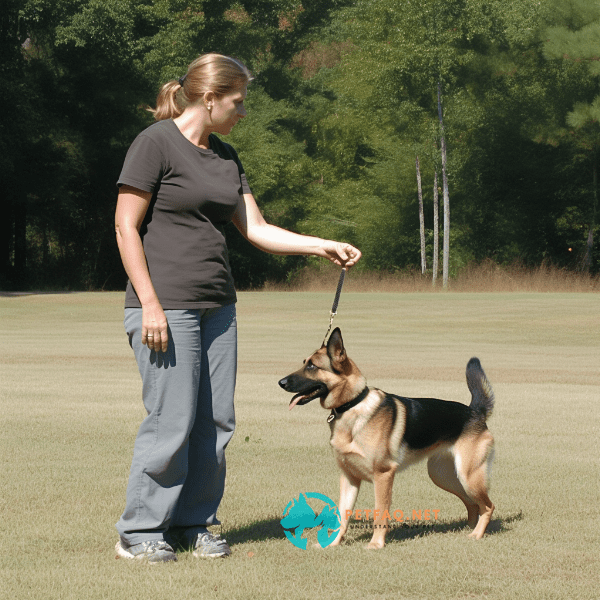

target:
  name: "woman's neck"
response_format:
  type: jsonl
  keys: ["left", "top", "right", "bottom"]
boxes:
{"left": 172, "top": 105, "right": 211, "bottom": 148}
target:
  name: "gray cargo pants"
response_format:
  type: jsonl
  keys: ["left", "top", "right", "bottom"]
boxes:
{"left": 116, "top": 304, "right": 237, "bottom": 546}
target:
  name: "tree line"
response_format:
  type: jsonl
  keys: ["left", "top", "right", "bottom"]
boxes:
{"left": 1, "top": 0, "right": 598, "bottom": 291}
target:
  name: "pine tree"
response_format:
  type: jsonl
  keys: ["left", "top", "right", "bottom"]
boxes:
{"left": 543, "top": 0, "right": 600, "bottom": 270}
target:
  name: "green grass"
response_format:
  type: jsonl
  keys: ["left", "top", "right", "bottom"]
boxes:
{"left": 1, "top": 291, "right": 599, "bottom": 599}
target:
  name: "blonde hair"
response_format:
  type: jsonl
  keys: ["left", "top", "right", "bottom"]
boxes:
{"left": 151, "top": 53, "right": 252, "bottom": 121}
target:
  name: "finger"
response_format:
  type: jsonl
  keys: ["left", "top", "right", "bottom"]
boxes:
{"left": 146, "top": 331, "right": 159, "bottom": 351}
{"left": 160, "top": 330, "right": 169, "bottom": 353}
{"left": 344, "top": 247, "right": 361, "bottom": 267}
{"left": 337, "top": 244, "right": 349, "bottom": 261}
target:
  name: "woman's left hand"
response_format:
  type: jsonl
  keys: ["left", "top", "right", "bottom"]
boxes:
{"left": 319, "top": 241, "right": 362, "bottom": 268}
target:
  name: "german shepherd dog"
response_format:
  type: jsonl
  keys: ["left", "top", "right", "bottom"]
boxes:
{"left": 278, "top": 328, "right": 495, "bottom": 549}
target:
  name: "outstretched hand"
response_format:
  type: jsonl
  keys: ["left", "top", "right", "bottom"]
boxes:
{"left": 319, "top": 241, "right": 362, "bottom": 268}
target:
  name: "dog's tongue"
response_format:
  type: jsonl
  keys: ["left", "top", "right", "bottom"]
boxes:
{"left": 288, "top": 394, "right": 305, "bottom": 410}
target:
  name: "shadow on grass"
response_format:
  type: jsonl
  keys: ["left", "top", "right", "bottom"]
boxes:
{"left": 222, "top": 511, "right": 523, "bottom": 546}
{"left": 224, "top": 517, "right": 286, "bottom": 545}
{"left": 352, "top": 510, "right": 524, "bottom": 544}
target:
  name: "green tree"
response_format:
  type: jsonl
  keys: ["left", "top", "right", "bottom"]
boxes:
{"left": 0, "top": 0, "right": 29, "bottom": 285}
{"left": 4, "top": 0, "right": 598, "bottom": 290}
{"left": 542, "top": 0, "right": 600, "bottom": 270}
{"left": 1, "top": 0, "right": 356, "bottom": 290}
{"left": 460, "top": 0, "right": 598, "bottom": 272}
{"left": 287, "top": 0, "right": 505, "bottom": 275}
{"left": 0, "top": 0, "right": 152, "bottom": 289}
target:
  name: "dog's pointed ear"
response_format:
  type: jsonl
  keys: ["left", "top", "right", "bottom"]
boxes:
{"left": 327, "top": 327, "right": 346, "bottom": 364}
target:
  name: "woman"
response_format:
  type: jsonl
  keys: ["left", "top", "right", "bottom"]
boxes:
{"left": 114, "top": 53, "right": 361, "bottom": 563}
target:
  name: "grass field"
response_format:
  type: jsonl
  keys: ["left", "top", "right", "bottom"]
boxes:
{"left": 1, "top": 290, "right": 599, "bottom": 599}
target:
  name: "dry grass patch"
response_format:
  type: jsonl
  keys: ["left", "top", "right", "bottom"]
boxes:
{"left": 1, "top": 291, "right": 598, "bottom": 600}
{"left": 262, "top": 261, "right": 600, "bottom": 293}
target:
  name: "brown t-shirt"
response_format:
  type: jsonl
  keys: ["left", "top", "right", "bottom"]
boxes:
{"left": 117, "top": 119, "right": 251, "bottom": 309}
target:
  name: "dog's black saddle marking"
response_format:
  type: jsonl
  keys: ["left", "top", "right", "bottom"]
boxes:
{"left": 373, "top": 393, "right": 398, "bottom": 422}
{"left": 391, "top": 395, "right": 473, "bottom": 450}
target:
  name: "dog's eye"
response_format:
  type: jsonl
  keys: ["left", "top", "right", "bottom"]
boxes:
{"left": 306, "top": 362, "right": 318, "bottom": 371}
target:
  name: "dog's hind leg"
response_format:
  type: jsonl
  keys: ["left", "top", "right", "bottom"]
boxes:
{"left": 330, "top": 471, "right": 361, "bottom": 547}
{"left": 465, "top": 476, "right": 494, "bottom": 539}
{"left": 454, "top": 432, "right": 495, "bottom": 539}
{"left": 427, "top": 451, "right": 479, "bottom": 529}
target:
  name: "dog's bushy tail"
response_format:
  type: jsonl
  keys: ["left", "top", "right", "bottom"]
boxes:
{"left": 466, "top": 358, "right": 494, "bottom": 421}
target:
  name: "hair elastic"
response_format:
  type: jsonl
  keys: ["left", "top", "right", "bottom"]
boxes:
{"left": 178, "top": 74, "right": 187, "bottom": 87}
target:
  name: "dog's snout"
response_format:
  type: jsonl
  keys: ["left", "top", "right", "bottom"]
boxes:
{"left": 278, "top": 377, "right": 289, "bottom": 390}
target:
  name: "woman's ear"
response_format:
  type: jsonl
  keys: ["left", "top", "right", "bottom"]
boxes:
{"left": 203, "top": 91, "right": 216, "bottom": 110}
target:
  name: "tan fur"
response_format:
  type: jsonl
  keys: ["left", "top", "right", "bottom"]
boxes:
{"left": 282, "top": 339, "right": 495, "bottom": 549}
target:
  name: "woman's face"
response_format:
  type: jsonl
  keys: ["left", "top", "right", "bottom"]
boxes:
{"left": 209, "top": 84, "right": 247, "bottom": 135}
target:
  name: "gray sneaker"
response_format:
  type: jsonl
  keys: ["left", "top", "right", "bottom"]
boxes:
{"left": 191, "top": 531, "right": 231, "bottom": 558}
{"left": 115, "top": 539, "right": 177, "bottom": 563}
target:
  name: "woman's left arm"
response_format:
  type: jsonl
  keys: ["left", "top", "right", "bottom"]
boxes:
{"left": 232, "top": 193, "right": 361, "bottom": 267}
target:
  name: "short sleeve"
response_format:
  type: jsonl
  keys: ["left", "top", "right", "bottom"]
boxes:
{"left": 209, "top": 135, "right": 252, "bottom": 195}
{"left": 117, "top": 133, "right": 165, "bottom": 193}
{"left": 239, "top": 172, "right": 252, "bottom": 195}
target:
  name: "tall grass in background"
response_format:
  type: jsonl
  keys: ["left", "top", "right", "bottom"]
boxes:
{"left": 262, "top": 261, "right": 600, "bottom": 293}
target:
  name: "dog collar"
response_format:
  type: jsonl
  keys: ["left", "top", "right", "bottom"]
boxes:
{"left": 327, "top": 387, "right": 370, "bottom": 423}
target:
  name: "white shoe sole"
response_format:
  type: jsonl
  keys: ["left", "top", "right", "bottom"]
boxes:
{"left": 114, "top": 541, "right": 177, "bottom": 563}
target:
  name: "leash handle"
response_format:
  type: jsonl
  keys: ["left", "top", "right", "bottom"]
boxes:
{"left": 331, "top": 267, "right": 346, "bottom": 315}
{"left": 322, "top": 268, "right": 346, "bottom": 345}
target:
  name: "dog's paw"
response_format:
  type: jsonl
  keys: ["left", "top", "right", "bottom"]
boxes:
{"left": 365, "top": 541, "right": 385, "bottom": 550}
{"left": 312, "top": 541, "right": 342, "bottom": 549}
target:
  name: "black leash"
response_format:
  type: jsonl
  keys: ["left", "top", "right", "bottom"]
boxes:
{"left": 322, "top": 267, "right": 346, "bottom": 346}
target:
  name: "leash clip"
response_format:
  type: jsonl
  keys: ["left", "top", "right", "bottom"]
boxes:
{"left": 322, "top": 311, "right": 337, "bottom": 346}
{"left": 327, "top": 411, "right": 337, "bottom": 423}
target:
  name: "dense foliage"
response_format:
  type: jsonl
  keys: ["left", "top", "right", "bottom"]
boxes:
{"left": 1, "top": 0, "right": 598, "bottom": 291}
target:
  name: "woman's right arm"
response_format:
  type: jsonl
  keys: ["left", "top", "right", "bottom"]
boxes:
{"left": 115, "top": 186, "right": 169, "bottom": 352}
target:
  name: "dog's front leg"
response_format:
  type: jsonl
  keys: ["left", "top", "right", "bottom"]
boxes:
{"left": 367, "top": 466, "right": 397, "bottom": 549}
{"left": 330, "top": 471, "right": 361, "bottom": 547}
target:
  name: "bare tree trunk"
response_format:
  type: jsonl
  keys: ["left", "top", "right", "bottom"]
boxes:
{"left": 416, "top": 155, "right": 426, "bottom": 274}
{"left": 0, "top": 189, "right": 13, "bottom": 282}
{"left": 432, "top": 170, "right": 439, "bottom": 286}
{"left": 438, "top": 81, "right": 450, "bottom": 288}
{"left": 582, "top": 151, "right": 597, "bottom": 271}
{"left": 14, "top": 194, "right": 27, "bottom": 285}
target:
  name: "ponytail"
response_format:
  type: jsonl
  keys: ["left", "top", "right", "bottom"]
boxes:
{"left": 149, "top": 80, "right": 184, "bottom": 121}
{"left": 149, "top": 54, "right": 252, "bottom": 121}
